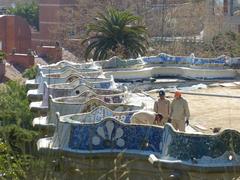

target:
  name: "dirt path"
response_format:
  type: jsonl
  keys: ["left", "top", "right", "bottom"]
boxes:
{"left": 149, "top": 86, "right": 240, "bottom": 134}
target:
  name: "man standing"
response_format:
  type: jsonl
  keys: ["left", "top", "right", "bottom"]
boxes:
{"left": 169, "top": 91, "right": 190, "bottom": 132}
{"left": 153, "top": 90, "right": 171, "bottom": 126}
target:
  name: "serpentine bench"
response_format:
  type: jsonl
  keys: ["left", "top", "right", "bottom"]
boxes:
{"left": 33, "top": 97, "right": 143, "bottom": 129}
{"left": 37, "top": 117, "right": 240, "bottom": 179}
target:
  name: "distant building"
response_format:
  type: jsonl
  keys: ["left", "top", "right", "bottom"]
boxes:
{"left": 0, "top": 0, "right": 13, "bottom": 7}
{"left": 32, "top": 0, "right": 76, "bottom": 47}
{"left": 32, "top": 0, "right": 191, "bottom": 46}
{"left": 0, "top": 15, "right": 31, "bottom": 54}
{"left": 223, "top": 0, "right": 240, "bottom": 32}
{"left": 0, "top": 15, "right": 34, "bottom": 68}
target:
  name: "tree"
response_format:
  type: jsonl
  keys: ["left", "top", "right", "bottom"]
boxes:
{"left": 0, "top": 81, "right": 34, "bottom": 129}
{"left": 210, "top": 31, "right": 240, "bottom": 57}
{"left": 7, "top": 1, "right": 39, "bottom": 30}
{"left": 22, "top": 66, "right": 37, "bottom": 79}
{"left": 50, "top": 0, "right": 115, "bottom": 59}
{"left": 0, "top": 140, "right": 26, "bottom": 179}
{"left": 0, "top": 50, "right": 5, "bottom": 63}
{"left": 82, "top": 8, "right": 147, "bottom": 61}
{"left": 0, "top": 80, "right": 40, "bottom": 179}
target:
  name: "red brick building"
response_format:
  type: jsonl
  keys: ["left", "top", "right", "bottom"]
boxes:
{"left": 32, "top": 0, "right": 190, "bottom": 47}
{"left": 0, "top": 15, "right": 31, "bottom": 54}
{"left": 32, "top": 0, "right": 76, "bottom": 47}
{"left": 0, "top": 15, "right": 34, "bottom": 68}
{"left": 30, "top": 0, "right": 193, "bottom": 60}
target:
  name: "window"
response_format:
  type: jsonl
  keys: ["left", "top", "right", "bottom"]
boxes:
{"left": 67, "top": 25, "right": 76, "bottom": 38}
{"left": 224, "top": 0, "right": 228, "bottom": 15}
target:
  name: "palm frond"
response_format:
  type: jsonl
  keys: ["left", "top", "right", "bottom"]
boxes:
{"left": 83, "top": 8, "right": 147, "bottom": 61}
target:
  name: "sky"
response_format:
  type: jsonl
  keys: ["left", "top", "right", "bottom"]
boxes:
{"left": 216, "top": 0, "right": 223, "bottom": 5}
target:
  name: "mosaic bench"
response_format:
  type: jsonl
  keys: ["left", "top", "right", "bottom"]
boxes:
{"left": 32, "top": 67, "right": 101, "bottom": 89}
{"left": 38, "top": 117, "right": 240, "bottom": 159}
{"left": 59, "top": 106, "right": 135, "bottom": 124}
{"left": 96, "top": 56, "right": 144, "bottom": 69}
{"left": 29, "top": 76, "right": 118, "bottom": 112}
{"left": 56, "top": 90, "right": 126, "bottom": 104}
{"left": 29, "top": 86, "right": 124, "bottom": 114}
{"left": 33, "top": 97, "right": 143, "bottom": 128}
{"left": 26, "top": 62, "right": 101, "bottom": 90}
{"left": 37, "top": 60, "right": 101, "bottom": 74}
{"left": 38, "top": 118, "right": 240, "bottom": 179}
{"left": 143, "top": 53, "right": 227, "bottom": 66}
{"left": 27, "top": 73, "right": 110, "bottom": 101}
{"left": 26, "top": 61, "right": 101, "bottom": 89}
{"left": 143, "top": 53, "right": 194, "bottom": 64}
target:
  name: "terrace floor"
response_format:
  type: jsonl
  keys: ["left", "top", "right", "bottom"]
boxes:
{"left": 149, "top": 85, "right": 240, "bottom": 134}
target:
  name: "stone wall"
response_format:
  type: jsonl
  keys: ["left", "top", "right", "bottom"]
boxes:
{"left": 7, "top": 54, "right": 34, "bottom": 68}
{"left": 36, "top": 46, "right": 62, "bottom": 63}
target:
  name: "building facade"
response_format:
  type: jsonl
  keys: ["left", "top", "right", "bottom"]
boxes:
{"left": 223, "top": 0, "right": 240, "bottom": 32}
{"left": 32, "top": 0, "right": 191, "bottom": 47}
{"left": 32, "top": 0, "right": 76, "bottom": 47}
{"left": 0, "top": 15, "right": 31, "bottom": 54}
{"left": 0, "top": 15, "right": 34, "bottom": 68}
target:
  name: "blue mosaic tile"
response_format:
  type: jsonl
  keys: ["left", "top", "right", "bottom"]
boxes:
{"left": 163, "top": 127, "right": 240, "bottom": 161}
{"left": 99, "top": 82, "right": 111, "bottom": 89}
{"left": 143, "top": 53, "right": 226, "bottom": 65}
{"left": 68, "top": 118, "right": 164, "bottom": 153}
{"left": 68, "top": 118, "right": 240, "bottom": 160}
{"left": 124, "top": 112, "right": 134, "bottom": 123}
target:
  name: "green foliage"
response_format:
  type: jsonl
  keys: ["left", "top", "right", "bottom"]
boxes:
{"left": 210, "top": 31, "right": 240, "bottom": 57}
{"left": 190, "top": 0, "right": 204, "bottom": 3}
{"left": 0, "top": 137, "right": 44, "bottom": 179}
{"left": 0, "top": 81, "right": 34, "bottom": 129}
{"left": 23, "top": 66, "right": 37, "bottom": 79}
{"left": 0, "top": 140, "right": 26, "bottom": 179}
{"left": 0, "top": 125, "right": 38, "bottom": 154}
{"left": 83, "top": 8, "right": 147, "bottom": 61}
{"left": 0, "top": 50, "right": 5, "bottom": 63}
{"left": 7, "top": 1, "right": 39, "bottom": 30}
{"left": 0, "top": 80, "right": 41, "bottom": 179}
{"left": 150, "top": 31, "right": 240, "bottom": 58}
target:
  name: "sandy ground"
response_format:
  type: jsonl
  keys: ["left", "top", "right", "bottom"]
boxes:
{"left": 3, "top": 63, "right": 26, "bottom": 83}
{"left": 149, "top": 86, "right": 240, "bottom": 134}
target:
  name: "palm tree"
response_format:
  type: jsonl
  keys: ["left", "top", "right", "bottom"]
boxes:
{"left": 83, "top": 8, "right": 148, "bottom": 61}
